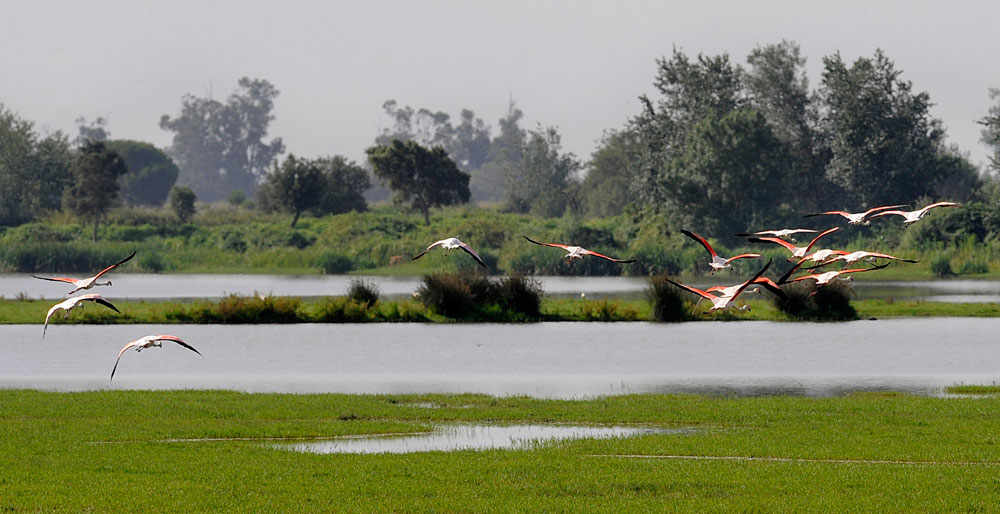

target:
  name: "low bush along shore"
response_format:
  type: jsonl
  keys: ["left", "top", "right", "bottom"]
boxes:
{"left": 3, "top": 389, "right": 1000, "bottom": 511}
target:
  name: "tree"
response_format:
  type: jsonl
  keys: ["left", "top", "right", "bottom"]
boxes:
{"left": 104, "top": 140, "right": 179, "bottom": 206}
{"left": 258, "top": 155, "right": 326, "bottom": 228}
{"left": 503, "top": 126, "right": 581, "bottom": 218}
{"left": 313, "top": 156, "right": 370, "bottom": 215}
{"left": 376, "top": 100, "right": 454, "bottom": 148}
{"left": 74, "top": 116, "right": 109, "bottom": 146}
{"left": 160, "top": 77, "right": 285, "bottom": 201}
{"left": 0, "top": 104, "right": 73, "bottom": 226}
{"left": 169, "top": 186, "right": 197, "bottom": 222}
{"left": 64, "top": 141, "right": 127, "bottom": 241}
{"left": 366, "top": 139, "right": 470, "bottom": 225}
{"left": 819, "top": 50, "right": 945, "bottom": 207}
{"left": 980, "top": 87, "right": 1000, "bottom": 173}
{"left": 580, "top": 130, "right": 636, "bottom": 217}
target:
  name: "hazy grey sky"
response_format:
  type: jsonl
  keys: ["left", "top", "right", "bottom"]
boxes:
{"left": 2, "top": 0, "right": 998, "bottom": 168}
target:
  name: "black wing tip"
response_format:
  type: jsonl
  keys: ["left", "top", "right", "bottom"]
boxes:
{"left": 735, "top": 233, "right": 750, "bottom": 237}
{"left": 617, "top": 259, "right": 637, "bottom": 264}
{"left": 523, "top": 235, "right": 544, "bottom": 245}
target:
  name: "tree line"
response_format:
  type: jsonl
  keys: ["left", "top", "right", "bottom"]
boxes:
{"left": 3, "top": 41, "right": 1000, "bottom": 242}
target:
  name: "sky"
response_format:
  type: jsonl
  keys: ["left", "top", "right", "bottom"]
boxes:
{"left": 2, "top": 0, "right": 998, "bottom": 169}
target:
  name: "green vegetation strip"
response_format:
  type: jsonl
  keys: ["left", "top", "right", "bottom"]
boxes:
{"left": 3, "top": 389, "right": 1000, "bottom": 511}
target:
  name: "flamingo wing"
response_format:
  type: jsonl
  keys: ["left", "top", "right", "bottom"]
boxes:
{"left": 803, "top": 210, "right": 849, "bottom": 219}
{"left": 680, "top": 230, "right": 717, "bottom": 257}
{"left": 32, "top": 276, "right": 79, "bottom": 284}
{"left": 732, "top": 259, "right": 773, "bottom": 298}
{"left": 580, "top": 248, "right": 636, "bottom": 264}
{"left": 93, "top": 250, "right": 137, "bottom": 279}
{"left": 838, "top": 263, "right": 891, "bottom": 276}
{"left": 724, "top": 253, "right": 761, "bottom": 264}
{"left": 110, "top": 341, "right": 141, "bottom": 381}
{"left": 90, "top": 296, "right": 121, "bottom": 314}
{"left": 750, "top": 277, "right": 787, "bottom": 299}
{"left": 804, "top": 227, "right": 840, "bottom": 252}
{"left": 777, "top": 258, "right": 808, "bottom": 285}
{"left": 917, "top": 201, "right": 959, "bottom": 216}
{"left": 664, "top": 278, "right": 716, "bottom": 301}
{"left": 522, "top": 236, "right": 570, "bottom": 250}
{"left": 155, "top": 335, "right": 203, "bottom": 357}
{"left": 863, "top": 251, "right": 918, "bottom": 263}
{"left": 863, "top": 204, "right": 908, "bottom": 217}
{"left": 747, "top": 236, "right": 797, "bottom": 252}
{"left": 412, "top": 240, "right": 447, "bottom": 261}
{"left": 457, "top": 241, "right": 488, "bottom": 268}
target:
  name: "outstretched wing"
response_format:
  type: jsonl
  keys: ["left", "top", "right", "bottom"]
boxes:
{"left": 664, "top": 278, "right": 716, "bottom": 301}
{"left": 803, "top": 210, "right": 848, "bottom": 219}
{"left": 724, "top": 253, "right": 761, "bottom": 264}
{"left": 747, "top": 236, "right": 797, "bottom": 253}
{"left": 777, "top": 258, "right": 808, "bottom": 285}
{"left": 863, "top": 204, "right": 908, "bottom": 217}
{"left": 32, "top": 276, "right": 78, "bottom": 284}
{"left": 110, "top": 342, "right": 139, "bottom": 381}
{"left": 751, "top": 276, "right": 787, "bottom": 300}
{"left": 804, "top": 227, "right": 840, "bottom": 252}
{"left": 680, "top": 230, "right": 717, "bottom": 257}
{"left": 868, "top": 210, "right": 906, "bottom": 220}
{"left": 91, "top": 297, "right": 121, "bottom": 314}
{"left": 732, "top": 259, "right": 773, "bottom": 299}
{"left": 94, "top": 250, "right": 136, "bottom": 279}
{"left": 863, "top": 251, "right": 918, "bottom": 263}
{"left": 156, "top": 335, "right": 203, "bottom": 357}
{"left": 523, "top": 236, "right": 569, "bottom": 250}
{"left": 412, "top": 240, "right": 446, "bottom": 261}
{"left": 458, "top": 241, "right": 488, "bottom": 268}
{"left": 580, "top": 249, "right": 636, "bottom": 264}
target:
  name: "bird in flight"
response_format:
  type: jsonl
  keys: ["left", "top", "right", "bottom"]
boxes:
{"left": 803, "top": 205, "right": 907, "bottom": 226}
{"left": 665, "top": 259, "right": 774, "bottom": 313}
{"left": 681, "top": 229, "right": 760, "bottom": 273}
{"left": 735, "top": 228, "right": 818, "bottom": 241}
{"left": 747, "top": 227, "right": 840, "bottom": 262}
{"left": 110, "top": 334, "right": 203, "bottom": 381}
{"left": 867, "top": 202, "right": 959, "bottom": 227}
{"left": 43, "top": 294, "right": 120, "bottom": 338}
{"left": 33, "top": 250, "right": 136, "bottom": 295}
{"left": 412, "top": 237, "right": 487, "bottom": 268}
{"left": 523, "top": 236, "right": 635, "bottom": 264}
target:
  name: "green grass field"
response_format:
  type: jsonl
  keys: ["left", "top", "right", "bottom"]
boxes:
{"left": 3, "top": 389, "right": 1000, "bottom": 511}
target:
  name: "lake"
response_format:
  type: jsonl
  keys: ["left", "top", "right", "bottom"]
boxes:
{"left": 4, "top": 318, "right": 997, "bottom": 397}
{"left": 3, "top": 273, "right": 1000, "bottom": 302}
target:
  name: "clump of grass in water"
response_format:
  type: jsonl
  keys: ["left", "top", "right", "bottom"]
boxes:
{"left": 773, "top": 281, "right": 858, "bottom": 321}
{"left": 646, "top": 275, "right": 689, "bottom": 322}
{"left": 347, "top": 278, "right": 380, "bottom": 308}
{"left": 415, "top": 272, "right": 544, "bottom": 320}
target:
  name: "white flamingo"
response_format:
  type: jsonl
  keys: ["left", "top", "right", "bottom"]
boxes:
{"left": 523, "top": 236, "right": 636, "bottom": 264}
{"left": 814, "top": 250, "right": 918, "bottom": 268}
{"left": 666, "top": 259, "right": 773, "bottom": 313}
{"left": 43, "top": 294, "right": 120, "bottom": 338}
{"left": 681, "top": 229, "right": 761, "bottom": 274}
{"left": 867, "top": 202, "right": 959, "bottom": 227}
{"left": 803, "top": 205, "right": 907, "bottom": 226}
{"left": 705, "top": 276, "right": 786, "bottom": 300}
{"left": 33, "top": 251, "right": 136, "bottom": 294}
{"left": 412, "top": 238, "right": 487, "bottom": 268}
{"left": 746, "top": 227, "right": 840, "bottom": 262}
{"left": 735, "top": 228, "right": 818, "bottom": 242}
{"left": 110, "top": 335, "right": 203, "bottom": 381}
{"left": 779, "top": 259, "right": 889, "bottom": 291}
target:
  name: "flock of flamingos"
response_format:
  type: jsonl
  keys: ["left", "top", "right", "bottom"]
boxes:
{"left": 33, "top": 201, "right": 957, "bottom": 380}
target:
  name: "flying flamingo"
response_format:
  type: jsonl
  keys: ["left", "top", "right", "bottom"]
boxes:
{"left": 705, "top": 276, "right": 787, "bottom": 300}
{"left": 110, "top": 335, "right": 203, "bottom": 381}
{"left": 666, "top": 259, "right": 773, "bottom": 312}
{"left": 681, "top": 229, "right": 761, "bottom": 274}
{"left": 779, "top": 259, "right": 889, "bottom": 291}
{"left": 747, "top": 227, "right": 840, "bottom": 262}
{"left": 43, "top": 294, "right": 120, "bottom": 338}
{"left": 735, "top": 228, "right": 818, "bottom": 242}
{"left": 811, "top": 250, "right": 918, "bottom": 268}
{"left": 412, "top": 238, "right": 487, "bottom": 268}
{"left": 33, "top": 250, "right": 136, "bottom": 295}
{"left": 867, "top": 202, "right": 960, "bottom": 227}
{"left": 523, "top": 236, "right": 636, "bottom": 264}
{"left": 803, "top": 205, "right": 907, "bottom": 226}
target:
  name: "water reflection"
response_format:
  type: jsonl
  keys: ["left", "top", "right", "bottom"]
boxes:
{"left": 275, "top": 424, "right": 681, "bottom": 454}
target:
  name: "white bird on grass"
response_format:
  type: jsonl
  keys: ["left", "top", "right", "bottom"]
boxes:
{"left": 867, "top": 202, "right": 960, "bottom": 227}
{"left": 681, "top": 230, "right": 761, "bottom": 274}
{"left": 43, "top": 294, "right": 120, "bottom": 338}
{"left": 803, "top": 205, "right": 907, "bottom": 226}
{"left": 33, "top": 251, "right": 136, "bottom": 295}
{"left": 523, "top": 236, "right": 636, "bottom": 264}
{"left": 110, "top": 335, "right": 203, "bottom": 381}
{"left": 412, "top": 238, "right": 487, "bottom": 268}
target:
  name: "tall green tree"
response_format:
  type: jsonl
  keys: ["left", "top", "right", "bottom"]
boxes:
{"left": 159, "top": 77, "right": 285, "bottom": 201}
{"left": 819, "top": 50, "right": 945, "bottom": 207}
{"left": 980, "top": 87, "right": 1000, "bottom": 173}
{"left": 169, "top": 186, "right": 197, "bottom": 222}
{"left": 104, "top": 140, "right": 179, "bottom": 206}
{"left": 258, "top": 155, "right": 326, "bottom": 228}
{"left": 580, "top": 130, "right": 637, "bottom": 217}
{"left": 74, "top": 116, "right": 109, "bottom": 146}
{"left": 503, "top": 126, "right": 581, "bottom": 218}
{"left": 366, "top": 139, "right": 470, "bottom": 225}
{"left": 0, "top": 105, "right": 73, "bottom": 226}
{"left": 64, "top": 141, "right": 127, "bottom": 241}
{"left": 313, "top": 156, "right": 370, "bottom": 215}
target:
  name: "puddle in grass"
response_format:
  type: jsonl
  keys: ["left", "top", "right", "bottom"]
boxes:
{"left": 274, "top": 424, "right": 684, "bottom": 455}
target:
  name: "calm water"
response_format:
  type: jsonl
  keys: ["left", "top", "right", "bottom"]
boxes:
{"left": 3, "top": 273, "right": 1000, "bottom": 302}
{"left": 274, "top": 424, "right": 682, "bottom": 454}
{"left": 3, "top": 319, "right": 998, "bottom": 397}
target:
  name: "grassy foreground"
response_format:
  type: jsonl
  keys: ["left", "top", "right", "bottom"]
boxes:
{"left": 3, "top": 389, "right": 1000, "bottom": 511}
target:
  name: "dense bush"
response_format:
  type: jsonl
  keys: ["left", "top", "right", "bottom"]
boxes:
{"left": 171, "top": 294, "right": 302, "bottom": 323}
{"left": 646, "top": 275, "right": 689, "bottom": 322}
{"left": 773, "top": 281, "right": 858, "bottom": 321}
{"left": 347, "top": 278, "right": 380, "bottom": 307}
{"left": 415, "top": 272, "right": 544, "bottom": 319}
{"left": 929, "top": 252, "right": 954, "bottom": 277}
{"left": 316, "top": 252, "right": 354, "bottom": 274}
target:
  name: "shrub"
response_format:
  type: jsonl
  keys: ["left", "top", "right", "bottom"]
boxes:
{"left": 417, "top": 273, "right": 476, "bottom": 318}
{"left": 929, "top": 252, "right": 954, "bottom": 277}
{"left": 416, "top": 272, "right": 545, "bottom": 319}
{"left": 773, "top": 281, "right": 857, "bottom": 321}
{"left": 316, "top": 252, "right": 354, "bottom": 274}
{"left": 174, "top": 294, "right": 302, "bottom": 323}
{"left": 646, "top": 275, "right": 689, "bottom": 322}
{"left": 313, "top": 297, "right": 373, "bottom": 322}
{"left": 958, "top": 259, "right": 989, "bottom": 275}
{"left": 494, "top": 274, "right": 543, "bottom": 317}
{"left": 137, "top": 252, "right": 167, "bottom": 272}
{"left": 347, "top": 278, "right": 380, "bottom": 308}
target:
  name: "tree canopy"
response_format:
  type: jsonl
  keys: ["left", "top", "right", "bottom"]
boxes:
{"left": 63, "top": 141, "right": 127, "bottom": 241}
{"left": 366, "top": 139, "right": 470, "bottom": 225}
{"left": 0, "top": 104, "right": 73, "bottom": 226}
{"left": 104, "top": 140, "right": 179, "bottom": 207}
